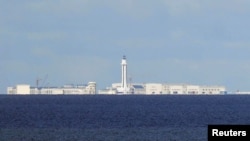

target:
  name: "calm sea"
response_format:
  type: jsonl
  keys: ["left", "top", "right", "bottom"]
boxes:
{"left": 0, "top": 94, "right": 250, "bottom": 141}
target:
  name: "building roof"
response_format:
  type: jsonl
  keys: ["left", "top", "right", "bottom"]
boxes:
{"left": 133, "top": 85, "right": 144, "bottom": 89}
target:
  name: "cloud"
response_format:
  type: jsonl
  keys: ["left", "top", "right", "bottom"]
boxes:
{"left": 3, "top": 0, "right": 250, "bottom": 23}
{"left": 163, "top": 0, "right": 202, "bottom": 16}
{"left": 30, "top": 46, "right": 55, "bottom": 58}
{"left": 26, "top": 0, "right": 157, "bottom": 20}
{"left": 162, "top": 0, "right": 250, "bottom": 17}
{"left": 223, "top": 41, "right": 250, "bottom": 49}
{"left": 27, "top": 31, "right": 67, "bottom": 41}
{"left": 27, "top": 0, "right": 91, "bottom": 15}
{"left": 104, "top": 0, "right": 158, "bottom": 20}
{"left": 115, "top": 38, "right": 166, "bottom": 49}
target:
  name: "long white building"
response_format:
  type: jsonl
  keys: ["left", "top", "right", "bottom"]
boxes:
{"left": 145, "top": 83, "right": 226, "bottom": 94}
{"left": 98, "top": 56, "right": 227, "bottom": 95}
{"left": 99, "top": 83, "right": 226, "bottom": 95}
{"left": 7, "top": 82, "right": 96, "bottom": 95}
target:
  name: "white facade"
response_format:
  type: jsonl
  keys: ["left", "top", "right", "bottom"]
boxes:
{"left": 145, "top": 83, "right": 163, "bottom": 94}
{"left": 7, "top": 82, "right": 96, "bottom": 95}
{"left": 162, "top": 84, "right": 200, "bottom": 95}
{"left": 86, "top": 82, "right": 97, "bottom": 94}
{"left": 199, "top": 85, "right": 226, "bottom": 94}
{"left": 6, "top": 84, "right": 30, "bottom": 94}
{"left": 186, "top": 85, "right": 200, "bottom": 94}
{"left": 100, "top": 82, "right": 226, "bottom": 95}
{"left": 98, "top": 87, "right": 117, "bottom": 94}
{"left": 168, "top": 84, "right": 184, "bottom": 94}
{"left": 106, "top": 83, "right": 222, "bottom": 95}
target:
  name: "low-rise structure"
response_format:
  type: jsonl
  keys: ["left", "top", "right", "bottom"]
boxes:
{"left": 98, "top": 56, "right": 227, "bottom": 95}
{"left": 7, "top": 82, "right": 96, "bottom": 95}
{"left": 98, "top": 87, "right": 117, "bottom": 94}
{"left": 99, "top": 83, "right": 226, "bottom": 95}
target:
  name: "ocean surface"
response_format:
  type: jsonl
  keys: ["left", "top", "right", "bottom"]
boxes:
{"left": 0, "top": 94, "right": 250, "bottom": 141}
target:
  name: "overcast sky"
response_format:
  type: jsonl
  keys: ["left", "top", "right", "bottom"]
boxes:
{"left": 1, "top": 0, "right": 250, "bottom": 93}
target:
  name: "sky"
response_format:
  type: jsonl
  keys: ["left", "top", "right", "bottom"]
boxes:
{"left": 1, "top": 0, "right": 250, "bottom": 93}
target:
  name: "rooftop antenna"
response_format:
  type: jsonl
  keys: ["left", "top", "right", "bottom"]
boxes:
{"left": 128, "top": 74, "right": 132, "bottom": 87}
{"left": 36, "top": 77, "right": 42, "bottom": 88}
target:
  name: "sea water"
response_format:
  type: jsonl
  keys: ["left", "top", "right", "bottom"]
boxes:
{"left": 0, "top": 94, "right": 250, "bottom": 141}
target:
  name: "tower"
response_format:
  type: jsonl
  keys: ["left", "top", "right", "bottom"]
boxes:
{"left": 121, "top": 55, "right": 127, "bottom": 89}
{"left": 117, "top": 55, "right": 130, "bottom": 94}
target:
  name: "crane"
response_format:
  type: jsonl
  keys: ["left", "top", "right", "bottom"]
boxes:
{"left": 36, "top": 74, "right": 48, "bottom": 88}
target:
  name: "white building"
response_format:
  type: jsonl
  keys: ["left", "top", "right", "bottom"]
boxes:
{"left": 98, "top": 56, "right": 227, "bottom": 95}
{"left": 199, "top": 85, "right": 226, "bottom": 94}
{"left": 145, "top": 83, "right": 163, "bottom": 94}
{"left": 98, "top": 87, "right": 117, "bottom": 94}
{"left": 7, "top": 84, "right": 31, "bottom": 95}
{"left": 140, "top": 83, "right": 226, "bottom": 95}
{"left": 7, "top": 82, "right": 96, "bottom": 95}
{"left": 99, "top": 82, "right": 226, "bottom": 95}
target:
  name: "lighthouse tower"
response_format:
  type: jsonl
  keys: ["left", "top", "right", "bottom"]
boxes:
{"left": 121, "top": 55, "right": 127, "bottom": 90}
{"left": 118, "top": 55, "right": 130, "bottom": 94}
